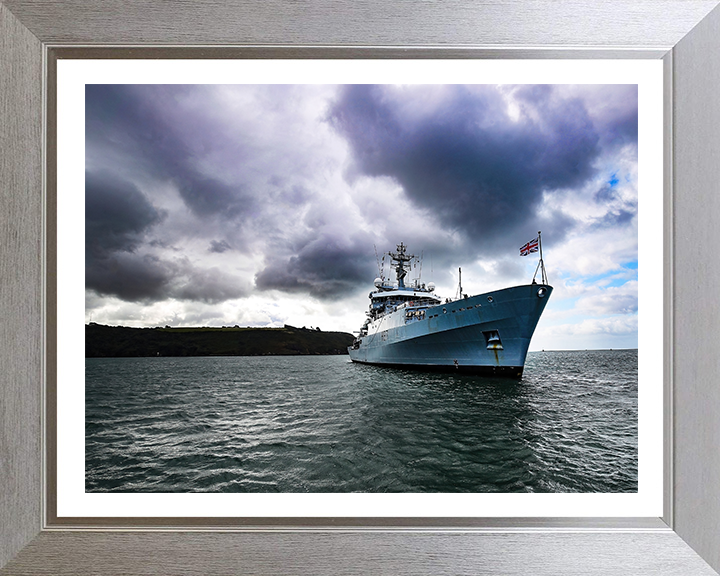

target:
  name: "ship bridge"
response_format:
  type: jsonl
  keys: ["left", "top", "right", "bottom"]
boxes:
{"left": 368, "top": 243, "right": 442, "bottom": 319}
{"left": 370, "top": 289, "right": 442, "bottom": 304}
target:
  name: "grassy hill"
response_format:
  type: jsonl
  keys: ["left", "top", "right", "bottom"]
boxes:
{"left": 85, "top": 323, "right": 354, "bottom": 358}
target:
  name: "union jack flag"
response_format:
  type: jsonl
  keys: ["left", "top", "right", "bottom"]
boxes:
{"left": 520, "top": 237, "right": 539, "bottom": 256}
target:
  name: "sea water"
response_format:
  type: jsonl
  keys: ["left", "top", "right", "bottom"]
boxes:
{"left": 85, "top": 350, "right": 637, "bottom": 492}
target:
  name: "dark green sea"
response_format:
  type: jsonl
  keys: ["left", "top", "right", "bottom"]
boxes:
{"left": 85, "top": 350, "right": 638, "bottom": 493}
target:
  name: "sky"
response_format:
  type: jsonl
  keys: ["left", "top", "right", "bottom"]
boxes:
{"left": 85, "top": 83, "right": 639, "bottom": 350}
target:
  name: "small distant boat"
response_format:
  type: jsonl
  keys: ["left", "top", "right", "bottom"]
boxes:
{"left": 348, "top": 239, "right": 552, "bottom": 377}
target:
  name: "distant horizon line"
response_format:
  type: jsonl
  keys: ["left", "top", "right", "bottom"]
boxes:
{"left": 529, "top": 348, "right": 638, "bottom": 352}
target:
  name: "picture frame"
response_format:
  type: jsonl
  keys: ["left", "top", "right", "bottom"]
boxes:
{"left": 1, "top": 1, "right": 719, "bottom": 574}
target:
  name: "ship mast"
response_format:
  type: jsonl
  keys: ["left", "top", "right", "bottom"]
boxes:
{"left": 388, "top": 242, "right": 415, "bottom": 289}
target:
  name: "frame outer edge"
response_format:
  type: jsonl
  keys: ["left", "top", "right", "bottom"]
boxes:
{"left": 671, "top": 3, "right": 720, "bottom": 574}
{"left": 0, "top": 1, "right": 43, "bottom": 570}
{"left": 1, "top": 0, "right": 719, "bottom": 46}
{"left": 2, "top": 531, "right": 719, "bottom": 576}
{"left": 1, "top": 1, "right": 719, "bottom": 575}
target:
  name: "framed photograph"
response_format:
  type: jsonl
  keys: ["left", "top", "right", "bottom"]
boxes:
{"left": 57, "top": 59, "right": 663, "bottom": 522}
{"left": 2, "top": 1, "right": 720, "bottom": 575}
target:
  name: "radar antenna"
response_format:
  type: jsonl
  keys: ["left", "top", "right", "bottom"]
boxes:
{"left": 388, "top": 242, "right": 415, "bottom": 289}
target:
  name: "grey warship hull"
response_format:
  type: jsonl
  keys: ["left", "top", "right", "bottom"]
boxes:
{"left": 348, "top": 284, "right": 552, "bottom": 377}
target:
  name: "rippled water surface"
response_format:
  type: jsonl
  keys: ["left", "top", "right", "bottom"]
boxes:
{"left": 86, "top": 350, "right": 637, "bottom": 492}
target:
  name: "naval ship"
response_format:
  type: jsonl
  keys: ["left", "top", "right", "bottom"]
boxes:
{"left": 348, "top": 241, "right": 552, "bottom": 377}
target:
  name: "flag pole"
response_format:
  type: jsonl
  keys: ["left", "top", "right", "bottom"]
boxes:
{"left": 538, "top": 230, "right": 547, "bottom": 285}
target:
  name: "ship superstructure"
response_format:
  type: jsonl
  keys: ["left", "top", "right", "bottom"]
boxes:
{"left": 348, "top": 241, "right": 552, "bottom": 377}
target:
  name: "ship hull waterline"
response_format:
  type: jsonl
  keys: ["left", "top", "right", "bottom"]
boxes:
{"left": 348, "top": 284, "right": 552, "bottom": 378}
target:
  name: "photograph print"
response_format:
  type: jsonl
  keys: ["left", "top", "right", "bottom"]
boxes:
{"left": 85, "top": 83, "right": 639, "bottom": 493}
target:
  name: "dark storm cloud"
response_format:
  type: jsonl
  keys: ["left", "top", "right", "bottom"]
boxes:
{"left": 87, "top": 251, "right": 247, "bottom": 305}
{"left": 328, "top": 85, "right": 636, "bottom": 252}
{"left": 85, "top": 171, "right": 171, "bottom": 301}
{"left": 86, "top": 170, "right": 246, "bottom": 304}
{"left": 86, "top": 170, "right": 165, "bottom": 257}
{"left": 581, "top": 85, "right": 638, "bottom": 150}
{"left": 86, "top": 252, "right": 175, "bottom": 302}
{"left": 601, "top": 102, "right": 638, "bottom": 147}
{"left": 208, "top": 239, "right": 232, "bottom": 253}
{"left": 85, "top": 84, "right": 254, "bottom": 218}
{"left": 598, "top": 210, "right": 636, "bottom": 228}
{"left": 255, "top": 231, "right": 378, "bottom": 299}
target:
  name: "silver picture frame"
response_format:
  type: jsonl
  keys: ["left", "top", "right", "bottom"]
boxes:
{"left": 2, "top": 1, "right": 720, "bottom": 574}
